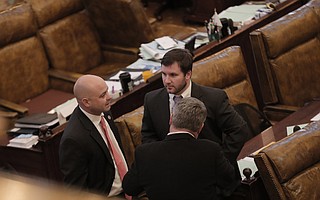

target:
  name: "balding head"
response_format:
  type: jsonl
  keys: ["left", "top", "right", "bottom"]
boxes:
{"left": 74, "top": 75, "right": 104, "bottom": 99}
{"left": 74, "top": 75, "right": 111, "bottom": 115}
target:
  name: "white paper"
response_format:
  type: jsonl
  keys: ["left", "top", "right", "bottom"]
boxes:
{"left": 141, "top": 44, "right": 162, "bottom": 60}
{"left": 286, "top": 123, "right": 308, "bottom": 136}
{"left": 155, "top": 36, "right": 178, "bottom": 50}
{"left": 109, "top": 71, "right": 142, "bottom": 81}
{"left": 311, "top": 112, "right": 320, "bottom": 121}
{"left": 54, "top": 98, "right": 78, "bottom": 125}
{"left": 237, "top": 156, "right": 258, "bottom": 180}
{"left": 126, "top": 58, "right": 161, "bottom": 70}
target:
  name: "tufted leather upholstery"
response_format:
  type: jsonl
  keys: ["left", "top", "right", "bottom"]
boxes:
{"left": 26, "top": 0, "right": 137, "bottom": 92}
{"left": 250, "top": 0, "right": 320, "bottom": 120}
{"left": 192, "top": 46, "right": 258, "bottom": 108}
{"left": 0, "top": 3, "right": 74, "bottom": 116}
{"left": 254, "top": 120, "right": 320, "bottom": 200}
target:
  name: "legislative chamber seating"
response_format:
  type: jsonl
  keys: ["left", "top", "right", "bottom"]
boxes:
{"left": 81, "top": 0, "right": 197, "bottom": 49}
{"left": 0, "top": 3, "right": 74, "bottom": 119}
{"left": 254, "top": 120, "right": 320, "bottom": 199}
{"left": 250, "top": 0, "right": 320, "bottom": 121}
{"left": 115, "top": 46, "right": 268, "bottom": 167}
{"left": 27, "top": 0, "right": 137, "bottom": 93}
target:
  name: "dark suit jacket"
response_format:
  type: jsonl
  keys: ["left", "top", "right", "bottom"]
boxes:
{"left": 141, "top": 82, "right": 249, "bottom": 178}
{"left": 59, "top": 106, "right": 125, "bottom": 194}
{"left": 123, "top": 133, "right": 236, "bottom": 200}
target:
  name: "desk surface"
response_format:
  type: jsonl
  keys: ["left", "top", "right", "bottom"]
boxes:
{"left": 238, "top": 100, "right": 320, "bottom": 159}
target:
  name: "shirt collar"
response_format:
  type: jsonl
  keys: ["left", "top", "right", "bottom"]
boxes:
{"left": 167, "top": 131, "right": 196, "bottom": 138}
{"left": 79, "top": 106, "right": 103, "bottom": 126}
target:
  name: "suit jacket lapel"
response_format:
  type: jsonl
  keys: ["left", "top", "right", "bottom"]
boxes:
{"left": 159, "top": 89, "right": 170, "bottom": 135}
{"left": 77, "top": 107, "right": 114, "bottom": 164}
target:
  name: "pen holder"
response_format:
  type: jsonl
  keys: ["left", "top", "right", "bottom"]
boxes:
{"left": 119, "top": 72, "right": 133, "bottom": 94}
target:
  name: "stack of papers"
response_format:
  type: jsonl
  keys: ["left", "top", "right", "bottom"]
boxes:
{"left": 139, "top": 36, "right": 185, "bottom": 61}
{"left": 7, "top": 134, "right": 39, "bottom": 149}
{"left": 219, "top": 4, "right": 267, "bottom": 28}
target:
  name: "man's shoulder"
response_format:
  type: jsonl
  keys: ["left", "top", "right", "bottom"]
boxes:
{"left": 145, "top": 87, "right": 167, "bottom": 100}
{"left": 195, "top": 83, "right": 225, "bottom": 94}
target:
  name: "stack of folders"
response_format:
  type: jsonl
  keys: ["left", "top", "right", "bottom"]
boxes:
{"left": 8, "top": 113, "right": 59, "bottom": 135}
{"left": 7, "top": 134, "right": 39, "bottom": 149}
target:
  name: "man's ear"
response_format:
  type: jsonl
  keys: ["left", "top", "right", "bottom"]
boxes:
{"left": 82, "top": 98, "right": 90, "bottom": 107}
{"left": 198, "top": 123, "right": 204, "bottom": 134}
{"left": 186, "top": 70, "right": 192, "bottom": 80}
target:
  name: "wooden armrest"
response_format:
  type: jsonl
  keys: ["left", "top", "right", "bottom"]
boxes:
{"left": 101, "top": 44, "right": 139, "bottom": 55}
{"left": 0, "top": 110, "right": 18, "bottom": 118}
{"left": 0, "top": 98, "right": 28, "bottom": 115}
{"left": 263, "top": 104, "right": 300, "bottom": 122}
{"left": 264, "top": 105, "right": 299, "bottom": 113}
{"left": 48, "top": 69, "right": 83, "bottom": 83}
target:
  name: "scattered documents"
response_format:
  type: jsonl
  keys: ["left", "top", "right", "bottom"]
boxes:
{"left": 218, "top": 4, "right": 267, "bottom": 28}
{"left": 237, "top": 156, "right": 258, "bottom": 180}
{"left": 126, "top": 58, "right": 161, "bottom": 73}
{"left": 7, "top": 134, "right": 39, "bottom": 149}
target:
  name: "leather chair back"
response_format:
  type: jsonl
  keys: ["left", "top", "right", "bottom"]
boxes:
{"left": 28, "top": 0, "right": 104, "bottom": 74}
{"left": 192, "top": 46, "right": 258, "bottom": 108}
{"left": 254, "top": 120, "right": 320, "bottom": 200}
{"left": 250, "top": 0, "right": 320, "bottom": 107}
{"left": 0, "top": 3, "right": 49, "bottom": 103}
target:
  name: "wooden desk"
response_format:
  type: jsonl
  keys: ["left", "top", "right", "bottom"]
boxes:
{"left": 238, "top": 100, "right": 320, "bottom": 160}
{"left": 0, "top": 123, "right": 65, "bottom": 182}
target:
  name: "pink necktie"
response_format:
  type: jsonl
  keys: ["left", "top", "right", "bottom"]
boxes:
{"left": 100, "top": 116, "right": 132, "bottom": 200}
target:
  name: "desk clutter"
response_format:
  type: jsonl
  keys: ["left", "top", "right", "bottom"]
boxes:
{"left": 204, "top": 2, "right": 279, "bottom": 42}
{"left": 106, "top": 34, "right": 209, "bottom": 98}
{"left": 7, "top": 98, "right": 78, "bottom": 148}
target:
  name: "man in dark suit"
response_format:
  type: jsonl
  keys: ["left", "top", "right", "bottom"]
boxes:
{"left": 59, "top": 75, "right": 129, "bottom": 198}
{"left": 141, "top": 49, "right": 249, "bottom": 184}
{"left": 123, "top": 97, "right": 236, "bottom": 200}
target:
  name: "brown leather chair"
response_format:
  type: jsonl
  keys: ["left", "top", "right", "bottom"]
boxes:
{"left": 254, "top": 120, "right": 320, "bottom": 200}
{"left": 27, "top": 0, "right": 137, "bottom": 93}
{"left": 0, "top": 3, "right": 74, "bottom": 118}
{"left": 81, "top": 0, "right": 197, "bottom": 49}
{"left": 192, "top": 45, "right": 271, "bottom": 138}
{"left": 250, "top": 0, "right": 320, "bottom": 121}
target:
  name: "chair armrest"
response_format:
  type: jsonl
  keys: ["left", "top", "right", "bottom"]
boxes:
{"left": 0, "top": 98, "right": 28, "bottom": 115}
{"left": 0, "top": 110, "right": 18, "bottom": 118}
{"left": 263, "top": 104, "right": 300, "bottom": 122}
{"left": 48, "top": 69, "right": 83, "bottom": 83}
{"left": 101, "top": 44, "right": 139, "bottom": 55}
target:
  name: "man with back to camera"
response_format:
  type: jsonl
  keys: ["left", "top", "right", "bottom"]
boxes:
{"left": 123, "top": 97, "right": 236, "bottom": 200}
{"left": 59, "top": 74, "right": 131, "bottom": 199}
{"left": 141, "top": 48, "right": 249, "bottom": 192}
